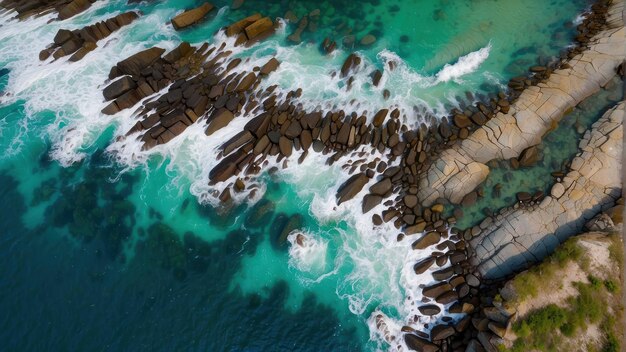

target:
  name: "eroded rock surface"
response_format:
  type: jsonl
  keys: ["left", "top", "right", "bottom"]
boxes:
{"left": 468, "top": 101, "right": 624, "bottom": 279}
{"left": 418, "top": 0, "right": 625, "bottom": 205}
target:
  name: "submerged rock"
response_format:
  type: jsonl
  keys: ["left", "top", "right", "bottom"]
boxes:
{"left": 245, "top": 199, "right": 275, "bottom": 228}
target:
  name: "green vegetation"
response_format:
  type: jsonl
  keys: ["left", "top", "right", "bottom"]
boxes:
{"left": 504, "top": 234, "right": 624, "bottom": 352}
{"left": 510, "top": 280, "right": 607, "bottom": 352}
{"left": 604, "top": 279, "right": 618, "bottom": 293}
{"left": 608, "top": 234, "right": 624, "bottom": 269}
{"left": 510, "top": 238, "right": 584, "bottom": 302}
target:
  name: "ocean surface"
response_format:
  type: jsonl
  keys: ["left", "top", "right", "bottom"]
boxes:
{"left": 0, "top": 0, "right": 601, "bottom": 351}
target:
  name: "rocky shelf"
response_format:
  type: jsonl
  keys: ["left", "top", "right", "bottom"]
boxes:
{"left": 469, "top": 100, "right": 623, "bottom": 280}
{"left": 417, "top": 0, "right": 625, "bottom": 206}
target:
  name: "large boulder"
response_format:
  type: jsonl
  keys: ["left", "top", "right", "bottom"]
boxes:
{"left": 260, "top": 58, "right": 280, "bottom": 75}
{"left": 518, "top": 145, "right": 540, "bottom": 167}
{"left": 205, "top": 108, "right": 235, "bottom": 135}
{"left": 404, "top": 334, "right": 438, "bottom": 352}
{"left": 58, "top": 0, "right": 92, "bottom": 20}
{"left": 245, "top": 199, "right": 275, "bottom": 228}
{"left": 226, "top": 13, "right": 262, "bottom": 36}
{"left": 412, "top": 232, "right": 441, "bottom": 250}
{"left": 336, "top": 173, "right": 369, "bottom": 205}
{"left": 103, "top": 76, "right": 136, "bottom": 101}
{"left": 171, "top": 3, "right": 214, "bottom": 30}
{"left": 340, "top": 53, "right": 361, "bottom": 77}
{"left": 244, "top": 17, "right": 273, "bottom": 40}
{"left": 413, "top": 257, "right": 436, "bottom": 274}
{"left": 430, "top": 325, "right": 455, "bottom": 340}
{"left": 418, "top": 304, "right": 441, "bottom": 316}
{"left": 115, "top": 47, "right": 165, "bottom": 76}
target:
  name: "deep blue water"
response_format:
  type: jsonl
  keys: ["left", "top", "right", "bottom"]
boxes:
{"left": 0, "top": 163, "right": 362, "bottom": 351}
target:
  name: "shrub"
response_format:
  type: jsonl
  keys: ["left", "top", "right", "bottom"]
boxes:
{"left": 604, "top": 279, "right": 618, "bottom": 293}
{"left": 588, "top": 274, "right": 602, "bottom": 289}
{"left": 554, "top": 239, "right": 583, "bottom": 267}
{"left": 603, "top": 333, "right": 619, "bottom": 352}
{"left": 608, "top": 235, "right": 624, "bottom": 270}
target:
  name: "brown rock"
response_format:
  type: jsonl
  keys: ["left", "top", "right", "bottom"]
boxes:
{"left": 362, "top": 194, "right": 383, "bottom": 213}
{"left": 58, "top": 0, "right": 92, "bottom": 20}
{"left": 470, "top": 111, "right": 488, "bottom": 125}
{"left": 372, "top": 109, "right": 388, "bottom": 127}
{"left": 209, "top": 149, "right": 247, "bottom": 183}
{"left": 369, "top": 178, "right": 392, "bottom": 196}
{"left": 103, "top": 76, "right": 136, "bottom": 101}
{"left": 171, "top": 3, "right": 214, "bottom": 30}
{"left": 226, "top": 14, "right": 262, "bottom": 36}
{"left": 413, "top": 257, "right": 435, "bottom": 274}
{"left": 432, "top": 266, "right": 455, "bottom": 281}
{"left": 404, "top": 334, "right": 438, "bottom": 352}
{"left": 206, "top": 108, "right": 235, "bottom": 135}
{"left": 431, "top": 325, "right": 455, "bottom": 340}
{"left": 336, "top": 173, "right": 369, "bottom": 205}
{"left": 260, "top": 58, "right": 280, "bottom": 75}
{"left": 253, "top": 134, "right": 270, "bottom": 155}
{"left": 236, "top": 72, "right": 257, "bottom": 92}
{"left": 461, "top": 191, "right": 478, "bottom": 207}
{"left": 435, "top": 290, "right": 458, "bottom": 304}
{"left": 245, "top": 112, "right": 271, "bottom": 137}
{"left": 518, "top": 145, "right": 540, "bottom": 167}
{"left": 418, "top": 304, "right": 440, "bottom": 316}
{"left": 412, "top": 232, "right": 441, "bottom": 250}
{"left": 221, "top": 130, "right": 254, "bottom": 155}
{"left": 404, "top": 195, "right": 418, "bottom": 208}
{"left": 516, "top": 192, "right": 532, "bottom": 202}
{"left": 431, "top": 204, "right": 444, "bottom": 213}
{"left": 340, "top": 53, "right": 361, "bottom": 77}
{"left": 278, "top": 136, "right": 292, "bottom": 157}
{"left": 116, "top": 47, "right": 165, "bottom": 76}
{"left": 245, "top": 17, "right": 273, "bottom": 40}
{"left": 453, "top": 113, "right": 472, "bottom": 128}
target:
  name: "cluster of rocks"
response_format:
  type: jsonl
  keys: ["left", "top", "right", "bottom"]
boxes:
{"left": 101, "top": 40, "right": 281, "bottom": 151}
{"left": 505, "top": 0, "right": 615, "bottom": 98}
{"left": 282, "top": 6, "right": 378, "bottom": 50}
{"left": 39, "top": 12, "right": 139, "bottom": 62}
{"left": 401, "top": 221, "right": 488, "bottom": 351}
{"left": 286, "top": 8, "right": 321, "bottom": 44}
{"left": 0, "top": 0, "right": 96, "bottom": 20}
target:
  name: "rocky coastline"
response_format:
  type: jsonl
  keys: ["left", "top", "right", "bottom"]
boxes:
{"left": 1, "top": 0, "right": 624, "bottom": 351}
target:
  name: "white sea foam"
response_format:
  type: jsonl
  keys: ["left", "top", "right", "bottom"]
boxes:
{"left": 436, "top": 43, "right": 492, "bottom": 83}
{"left": 287, "top": 230, "right": 328, "bottom": 274}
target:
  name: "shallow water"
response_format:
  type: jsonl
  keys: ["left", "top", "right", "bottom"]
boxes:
{"left": 0, "top": 0, "right": 597, "bottom": 350}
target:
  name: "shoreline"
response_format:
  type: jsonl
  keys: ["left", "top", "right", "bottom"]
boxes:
{"left": 0, "top": 0, "right": 623, "bottom": 351}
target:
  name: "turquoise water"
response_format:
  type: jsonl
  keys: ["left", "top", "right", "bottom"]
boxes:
{"left": 0, "top": 0, "right": 595, "bottom": 350}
